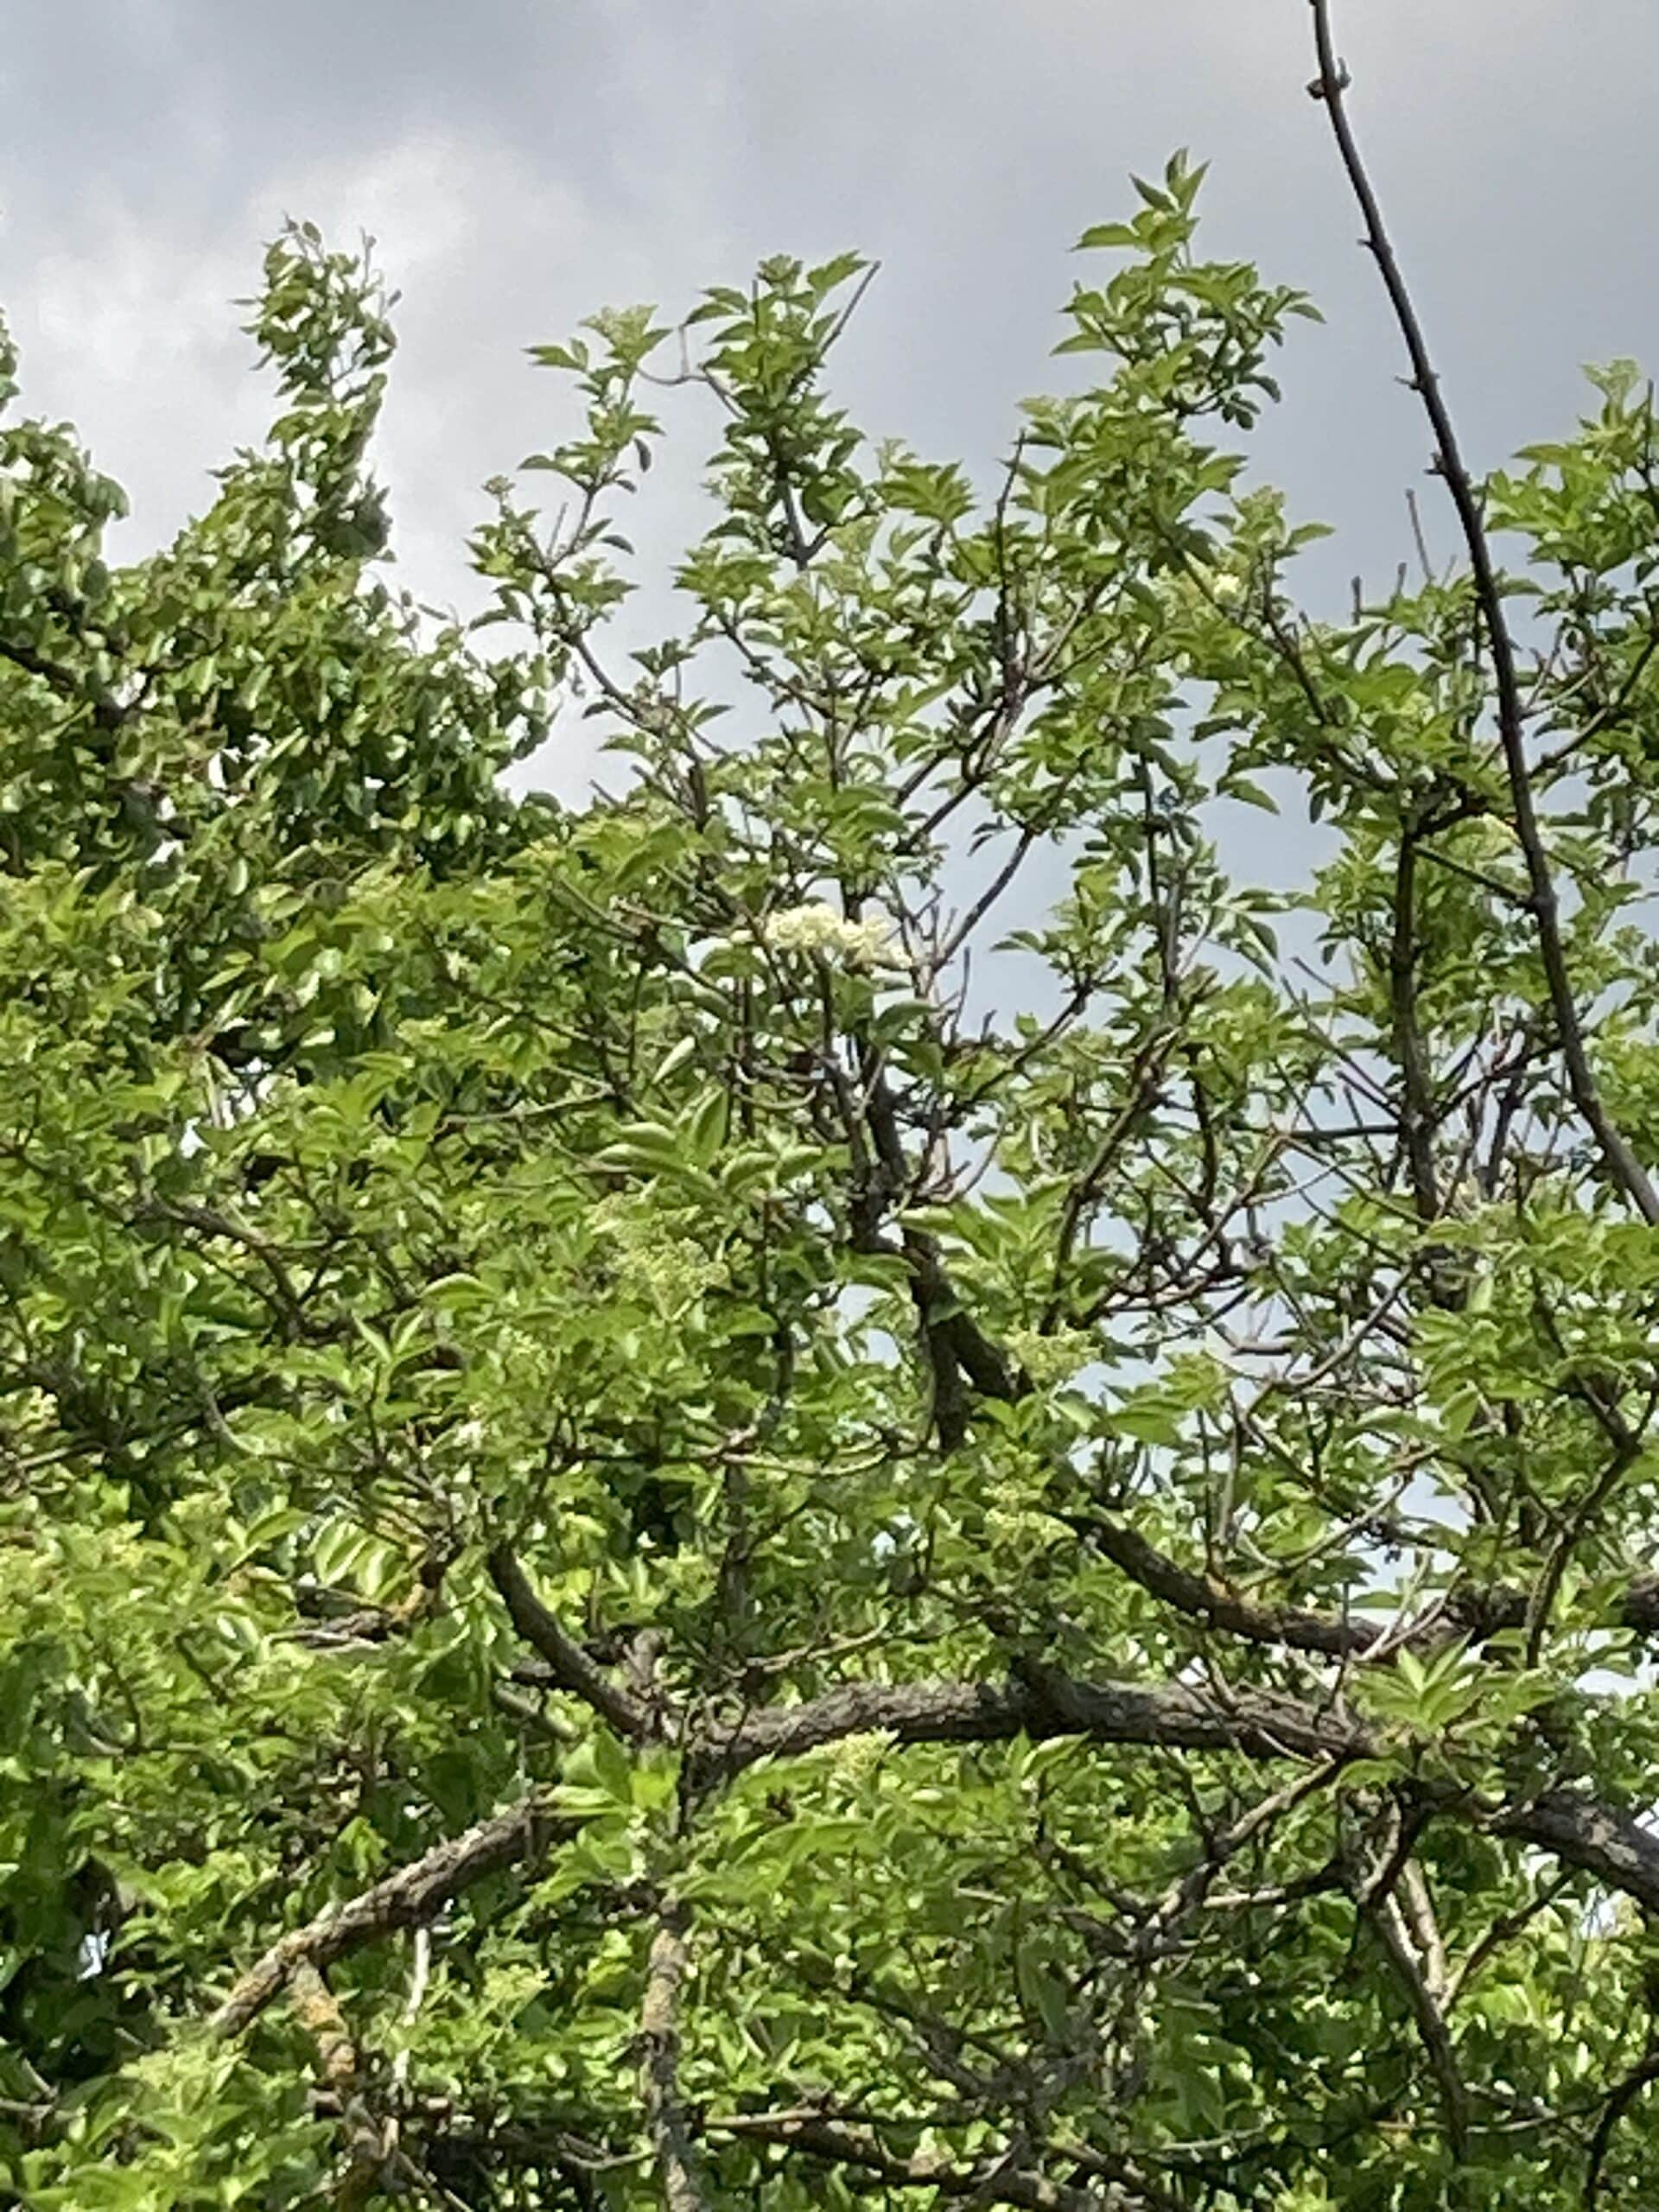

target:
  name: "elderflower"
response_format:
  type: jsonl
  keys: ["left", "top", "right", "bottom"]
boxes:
{"left": 826, "top": 1732, "right": 891, "bottom": 1785}
{"left": 1004, "top": 1323, "right": 1095, "bottom": 1389}
{"left": 589, "top": 1193, "right": 728, "bottom": 1319}
{"left": 760, "top": 902, "right": 901, "bottom": 972}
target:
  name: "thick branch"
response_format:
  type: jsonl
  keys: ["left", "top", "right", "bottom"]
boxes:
{"left": 1310, "top": 0, "right": 1659, "bottom": 1225}
{"left": 488, "top": 1544, "right": 653, "bottom": 1740}
{"left": 289, "top": 1961, "right": 387, "bottom": 2205}
{"left": 691, "top": 1667, "right": 1659, "bottom": 1919}
{"left": 692, "top": 1669, "right": 1360, "bottom": 1789}
{"left": 1489, "top": 1789, "right": 1659, "bottom": 1916}
{"left": 639, "top": 1903, "right": 709, "bottom": 2212}
{"left": 213, "top": 1793, "right": 565, "bottom": 2038}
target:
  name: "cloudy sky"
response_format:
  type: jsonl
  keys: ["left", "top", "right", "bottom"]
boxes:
{"left": 3, "top": 2, "right": 1653, "bottom": 801}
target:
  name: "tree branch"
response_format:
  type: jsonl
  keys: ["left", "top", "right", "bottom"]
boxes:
{"left": 288, "top": 1961, "right": 388, "bottom": 2206}
{"left": 1365, "top": 1883, "right": 1469, "bottom": 2158}
{"left": 0, "top": 633, "right": 130, "bottom": 731}
{"left": 1585, "top": 2044, "right": 1659, "bottom": 2209}
{"left": 690, "top": 1669, "right": 1361, "bottom": 1789}
{"left": 638, "top": 1902, "right": 709, "bottom": 2212}
{"left": 212, "top": 1793, "right": 566, "bottom": 2038}
{"left": 1487, "top": 1789, "right": 1659, "bottom": 1916}
{"left": 1066, "top": 1510, "right": 1369, "bottom": 1658}
{"left": 488, "top": 1544, "right": 654, "bottom": 1740}
{"left": 1388, "top": 823, "right": 1440, "bottom": 1222}
{"left": 1310, "top": 0, "right": 1659, "bottom": 1225}
{"left": 1069, "top": 1506, "right": 1659, "bottom": 1662}
{"left": 720, "top": 2113, "right": 1136, "bottom": 2210}
{"left": 691, "top": 1665, "right": 1659, "bottom": 1919}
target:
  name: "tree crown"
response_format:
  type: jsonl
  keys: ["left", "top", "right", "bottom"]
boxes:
{"left": 8, "top": 49, "right": 1659, "bottom": 2210}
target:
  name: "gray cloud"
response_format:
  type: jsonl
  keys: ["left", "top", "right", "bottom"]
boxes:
{"left": 3, "top": 3, "right": 1656, "bottom": 799}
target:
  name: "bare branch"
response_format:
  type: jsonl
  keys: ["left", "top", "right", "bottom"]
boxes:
{"left": 1310, "top": 0, "right": 1659, "bottom": 1225}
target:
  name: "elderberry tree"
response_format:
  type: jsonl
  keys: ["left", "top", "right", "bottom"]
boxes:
{"left": 8, "top": 24, "right": 1659, "bottom": 2210}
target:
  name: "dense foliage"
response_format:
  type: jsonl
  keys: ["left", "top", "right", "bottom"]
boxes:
{"left": 11, "top": 46, "right": 1659, "bottom": 2212}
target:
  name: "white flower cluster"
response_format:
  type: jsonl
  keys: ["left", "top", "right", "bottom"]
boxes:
{"left": 1180, "top": 558, "right": 1245, "bottom": 607}
{"left": 1004, "top": 1323, "right": 1096, "bottom": 1389}
{"left": 760, "top": 902, "right": 899, "bottom": 971}
{"left": 590, "top": 1194, "right": 729, "bottom": 1319}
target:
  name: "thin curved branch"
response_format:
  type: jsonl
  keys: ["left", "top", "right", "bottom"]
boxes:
{"left": 1309, "top": 0, "right": 1659, "bottom": 1226}
{"left": 0, "top": 632, "right": 130, "bottom": 730}
{"left": 1585, "top": 2044, "right": 1659, "bottom": 2209}
{"left": 1065, "top": 1510, "right": 1369, "bottom": 1658}
{"left": 1069, "top": 1506, "right": 1659, "bottom": 1661}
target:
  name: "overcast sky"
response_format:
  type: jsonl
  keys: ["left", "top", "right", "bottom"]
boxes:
{"left": 3, "top": 2, "right": 1655, "bottom": 803}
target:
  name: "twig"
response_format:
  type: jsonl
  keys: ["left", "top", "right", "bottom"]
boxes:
{"left": 1406, "top": 486, "right": 1434, "bottom": 582}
